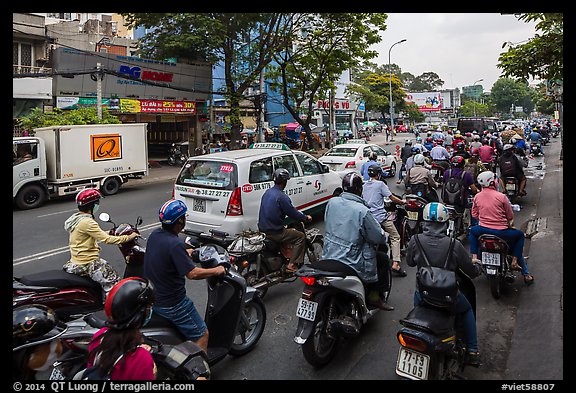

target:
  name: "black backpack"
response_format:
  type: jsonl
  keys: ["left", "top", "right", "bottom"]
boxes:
{"left": 441, "top": 169, "right": 466, "bottom": 206}
{"left": 499, "top": 155, "right": 517, "bottom": 177}
{"left": 78, "top": 352, "right": 124, "bottom": 380}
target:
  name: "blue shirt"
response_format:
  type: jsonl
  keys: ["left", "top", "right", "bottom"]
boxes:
{"left": 529, "top": 131, "right": 543, "bottom": 142}
{"left": 258, "top": 185, "right": 306, "bottom": 234}
{"left": 430, "top": 145, "right": 450, "bottom": 160}
{"left": 362, "top": 179, "right": 392, "bottom": 223}
{"left": 144, "top": 228, "right": 195, "bottom": 307}
{"left": 361, "top": 160, "right": 379, "bottom": 180}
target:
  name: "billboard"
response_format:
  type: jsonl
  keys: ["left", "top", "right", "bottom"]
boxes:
{"left": 405, "top": 92, "right": 442, "bottom": 112}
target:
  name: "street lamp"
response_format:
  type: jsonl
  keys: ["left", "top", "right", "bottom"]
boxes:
{"left": 389, "top": 39, "right": 406, "bottom": 140}
{"left": 472, "top": 78, "right": 483, "bottom": 116}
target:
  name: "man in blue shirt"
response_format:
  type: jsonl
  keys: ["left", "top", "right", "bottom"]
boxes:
{"left": 258, "top": 168, "right": 312, "bottom": 272}
{"left": 360, "top": 151, "right": 380, "bottom": 181}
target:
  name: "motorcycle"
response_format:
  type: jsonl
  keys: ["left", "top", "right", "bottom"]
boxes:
{"left": 49, "top": 243, "right": 266, "bottom": 380}
{"left": 384, "top": 194, "right": 411, "bottom": 255}
{"left": 445, "top": 204, "right": 468, "bottom": 240}
{"left": 403, "top": 194, "right": 428, "bottom": 238}
{"left": 530, "top": 142, "right": 543, "bottom": 157}
{"left": 188, "top": 221, "right": 323, "bottom": 299}
{"left": 293, "top": 258, "right": 392, "bottom": 367}
{"left": 501, "top": 177, "right": 520, "bottom": 203}
{"left": 13, "top": 213, "right": 144, "bottom": 322}
{"left": 395, "top": 269, "right": 478, "bottom": 380}
{"left": 478, "top": 234, "right": 516, "bottom": 299}
{"left": 167, "top": 142, "right": 189, "bottom": 166}
{"left": 430, "top": 160, "right": 448, "bottom": 183}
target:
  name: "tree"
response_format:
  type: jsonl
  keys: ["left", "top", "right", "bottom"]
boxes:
{"left": 490, "top": 78, "right": 533, "bottom": 116}
{"left": 17, "top": 107, "right": 121, "bottom": 133}
{"left": 407, "top": 72, "right": 444, "bottom": 92}
{"left": 122, "top": 13, "right": 293, "bottom": 149}
{"left": 267, "top": 13, "right": 388, "bottom": 149}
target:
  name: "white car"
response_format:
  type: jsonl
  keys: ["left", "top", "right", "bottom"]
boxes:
{"left": 172, "top": 142, "right": 343, "bottom": 240}
{"left": 318, "top": 142, "right": 397, "bottom": 178}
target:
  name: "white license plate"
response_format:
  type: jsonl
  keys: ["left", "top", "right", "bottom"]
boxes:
{"left": 296, "top": 298, "right": 318, "bottom": 322}
{"left": 430, "top": 169, "right": 437, "bottom": 176}
{"left": 506, "top": 183, "right": 516, "bottom": 190}
{"left": 396, "top": 347, "right": 430, "bottom": 380}
{"left": 49, "top": 366, "right": 65, "bottom": 380}
{"left": 481, "top": 252, "right": 501, "bottom": 266}
{"left": 486, "top": 268, "right": 498, "bottom": 275}
{"left": 407, "top": 211, "right": 419, "bottom": 221}
{"left": 192, "top": 198, "right": 206, "bottom": 213}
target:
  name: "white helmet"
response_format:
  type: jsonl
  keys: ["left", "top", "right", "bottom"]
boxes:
{"left": 503, "top": 144, "right": 514, "bottom": 151}
{"left": 477, "top": 170, "right": 497, "bottom": 188}
{"left": 414, "top": 154, "right": 425, "bottom": 164}
{"left": 422, "top": 202, "right": 449, "bottom": 223}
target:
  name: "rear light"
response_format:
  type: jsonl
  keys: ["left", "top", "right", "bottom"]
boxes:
{"left": 226, "top": 187, "right": 243, "bottom": 216}
{"left": 345, "top": 161, "right": 356, "bottom": 168}
{"left": 300, "top": 277, "right": 315, "bottom": 286}
{"left": 406, "top": 200, "right": 421, "bottom": 209}
{"left": 397, "top": 332, "right": 428, "bottom": 353}
{"left": 481, "top": 239, "right": 505, "bottom": 251}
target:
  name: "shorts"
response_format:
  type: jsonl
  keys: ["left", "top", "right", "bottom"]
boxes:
{"left": 153, "top": 297, "right": 207, "bottom": 341}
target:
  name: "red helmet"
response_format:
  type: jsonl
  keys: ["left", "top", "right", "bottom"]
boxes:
{"left": 76, "top": 188, "right": 101, "bottom": 206}
{"left": 450, "top": 155, "right": 465, "bottom": 168}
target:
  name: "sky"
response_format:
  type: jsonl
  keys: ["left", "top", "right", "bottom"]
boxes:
{"left": 371, "top": 13, "right": 539, "bottom": 92}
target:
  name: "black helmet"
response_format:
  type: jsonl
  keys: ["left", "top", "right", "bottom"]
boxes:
{"left": 342, "top": 172, "right": 364, "bottom": 196}
{"left": 273, "top": 168, "right": 290, "bottom": 183}
{"left": 367, "top": 151, "right": 377, "bottom": 161}
{"left": 13, "top": 305, "right": 67, "bottom": 350}
{"left": 450, "top": 155, "right": 465, "bottom": 168}
{"left": 367, "top": 164, "right": 383, "bottom": 178}
{"left": 105, "top": 277, "right": 155, "bottom": 330}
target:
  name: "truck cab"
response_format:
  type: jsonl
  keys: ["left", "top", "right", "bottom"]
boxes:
{"left": 13, "top": 137, "right": 48, "bottom": 209}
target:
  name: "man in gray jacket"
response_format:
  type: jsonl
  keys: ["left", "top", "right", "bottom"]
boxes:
{"left": 320, "top": 172, "right": 394, "bottom": 311}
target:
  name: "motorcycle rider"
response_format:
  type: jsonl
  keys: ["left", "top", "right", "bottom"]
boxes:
{"left": 405, "top": 202, "right": 483, "bottom": 366}
{"left": 322, "top": 172, "right": 394, "bottom": 311}
{"left": 83, "top": 277, "right": 157, "bottom": 380}
{"left": 478, "top": 138, "right": 497, "bottom": 172}
{"left": 362, "top": 165, "right": 408, "bottom": 277}
{"left": 63, "top": 189, "right": 139, "bottom": 296}
{"left": 469, "top": 172, "right": 534, "bottom": 285}
{"left": 429, "top": 139, "right": 451, "bottom": 172}
{"left": 258, "top": 168, "right": 312, "bottom": 272}
{"left": 144, "top": 199, "right": 226, "bottom": 353}
{"left": 405, "top": 154, "right": 439, "bottom": 202}
{"left": 360, "top": 151, "right": 379, "bottom": 181}
{"left": 498, "top": 144, "right": 527, "bottom": 197}
{"left": 397, "top": 140, "right": 414, "bottom": 184}
{"left": 528, "top": 128, "right": 545, "bottom": 156}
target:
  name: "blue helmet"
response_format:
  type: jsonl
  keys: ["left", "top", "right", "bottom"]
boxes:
{"left": 159, "top": 199, "right": 188, "bottom": 224}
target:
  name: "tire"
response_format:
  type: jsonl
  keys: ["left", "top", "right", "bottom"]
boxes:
{"left": 15, "top": 184, "right": 45, "bottom": 210}
{"left": 488, "top": 274, "right": 503, "bottom": 299}
{"left": 229, "top": 296, "right": 266, "bottom": 356}
{"left": 387, "top": 162, "right": 397, "bottom": 177}
{"left": 301, "top": 302, "right": 338, "bottom": 367}
{"left": 242, "top": 259, "right": 269, "bottom": 299}
{"left": 101, "top": 177, "right": 121, "bottom": 196}
{"left": 305, "top": 239, "right": 323, "bottom": 264}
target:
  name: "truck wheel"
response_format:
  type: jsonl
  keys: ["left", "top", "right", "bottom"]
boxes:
{"left": 101, "top": 177, "right": 121, "bottom": 196}
{"left": 15, "top": 184, "right": 45, "bottom": 210}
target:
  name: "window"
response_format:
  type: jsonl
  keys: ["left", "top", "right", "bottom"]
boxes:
{"left": 13, "top": 43, "right": 32, "bottom": 68}
{"left": 294, "top": 153, "right": 322, "bottom": 176}
{"left": 176, "top": 160, "right": 237, "bottom": 190}
{"left": 371, "top": 146, "right": 388, "bottom": 156}
{"left": 249, "top": 158, "right": 273, "bottom": 183}
{"left": 362, "top": 147, "right": 373, "bottom": 157}
{"left": 273, "top": 155, "right": 300, "bottom": 178}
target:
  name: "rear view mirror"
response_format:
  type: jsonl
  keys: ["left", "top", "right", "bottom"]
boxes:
{"left": 98, "top": 212, "right": 110, "bottom": 222}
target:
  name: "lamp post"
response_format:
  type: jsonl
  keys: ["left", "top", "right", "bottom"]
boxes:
{"left": 472, "top": 78, "right": 483, "bottom": 116}
{"left": 389, "top": 39, "right": 406, "bottom": 140}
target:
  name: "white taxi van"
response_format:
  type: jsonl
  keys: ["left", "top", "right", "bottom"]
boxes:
{"left": 318, "top": 141, "right": 397, "bottom": 179}
{"left": 173, "top": 142, "right": 343, "bottom": 240}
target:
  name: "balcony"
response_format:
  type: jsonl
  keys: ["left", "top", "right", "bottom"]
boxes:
{"left": 13, "top": 65, "right": 52, "bottom": 75}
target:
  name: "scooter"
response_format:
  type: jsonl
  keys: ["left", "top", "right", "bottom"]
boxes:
{"left": 501, "top": 177, "right": 520, "bottom": 204}
{"left": 395, "top": 269, "right": 478, "bottom": 380}
{"left": 430, "top": 161, "right": 447, "bottom": 183}
{"left": 293, "top": 258, "right": 392, "bottom": 367}
{"left": 188, "top": 221, "right": 323, "bottom": 299}
{"left": 167, "top": 142, "right": 189, "bottom": 166}
{"left": 530, "top": 142, "right": 543, "bottom": 157}
{"left": 478, "top": 234, "right": 516, "bottom": 299}
{"left": 403, "top": 194, "right": 428, "bottom": 238}
{"left": 445, "top": 204, "right": 468, "bottom": 240}
{"left": 49, "top": 244, "right": 266, "bottom": 380}
{"left": 12, "top": 213, "right": 144, "bottom": 322}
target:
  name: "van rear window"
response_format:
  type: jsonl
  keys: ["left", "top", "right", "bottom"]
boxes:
{"left": 176, "top": 160, "right": 238, "bottom": 190}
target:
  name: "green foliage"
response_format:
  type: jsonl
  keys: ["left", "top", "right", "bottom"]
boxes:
{"left": 17, "top": 107, "right": 121, "bottom": 133}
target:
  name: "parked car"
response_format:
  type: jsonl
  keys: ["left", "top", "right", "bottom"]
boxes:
{"left": 173, "top": 142, "right": 343, "bottom": 241}
{"left": 318, "top": 142, "right": 397, "bottom": 179}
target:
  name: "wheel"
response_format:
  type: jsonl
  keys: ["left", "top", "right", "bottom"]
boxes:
{"left": 101, "top": 177, "right": 121, "bottom": 196}
{"left": 15, "top": 184, "right": 45, "bottom": 210}
{"left": 305, "top": 239, "right": 323, "bottom": 264}
{"left": 488, "top": 274, "right": 503, "bottom": 299}
{"left": 242, "top": 261, "right": 269, "bottom": 299}
{"left": 387, "top": 162, "right": 397, "bottom": 177}
{"left": 301, "top": 302, "right": 338, "bottom": 367}
{"left": 229, "top": 296, "right": 266, "bottom": 356}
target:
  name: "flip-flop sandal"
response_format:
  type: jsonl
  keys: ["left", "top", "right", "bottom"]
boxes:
{"left": 392, "top": 267, "right": 407, "bottom": 277}
{"left": 524, "top": 275, "right": 535, "bottom": 285}
{"left": 285, "top": 265, "right": 298, "bottom": 273}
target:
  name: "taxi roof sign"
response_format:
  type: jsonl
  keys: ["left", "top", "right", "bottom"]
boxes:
{"left": 248, "top": 142, "right": 291, "bottom": 150}
{"left": 346, "top": 139, "right": 368, "bottom": 144}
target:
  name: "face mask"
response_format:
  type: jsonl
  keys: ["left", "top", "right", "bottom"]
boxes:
{"left": 143, "top": 307, "right": 153, "bottom": 327}
{"left": 92, "top": 203, "right": 100, "bottom": 213}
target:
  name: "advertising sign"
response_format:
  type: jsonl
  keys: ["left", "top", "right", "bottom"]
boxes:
{"left": 405, "top": 92, "right": 442, "bottom": 112}
{"left": 90, "top": 133, "right": 122, "bottom": 162}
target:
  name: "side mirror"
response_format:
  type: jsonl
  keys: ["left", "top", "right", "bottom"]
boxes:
{"left": 322, "top": 164, "right": 330, "bottom": 173}
{"left": 98, "top": 212, "right": 110, "bottom": 222}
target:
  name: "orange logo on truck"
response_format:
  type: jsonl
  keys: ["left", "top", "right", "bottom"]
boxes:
{"left": 90, "top": 134, "right": 122, "bottom": 162}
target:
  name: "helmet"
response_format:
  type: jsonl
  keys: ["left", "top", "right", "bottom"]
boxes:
{"left": 105, "top": 277, "right": 155, "bottom": 330}
{"left": 473, "top": 134, "right": 480, "bottom": 140}
{"left": 426, "top": 137, "right": 433, "bottom": 143}
{"left": 503, "top": 144, "right": 514, "bottom": 151}
{"left": 405, "top": 140, "right": 412, "bottom": 145}
{"left": 411, "top": 146, "right": 421, "bottom": 154}
{"left": 367, "top": 151, "right": 378, "bottom": 161}
{"left": 13, "top": 305, "right": 67, "bottom": 350}
{"left": 456, "top": 142, "right": 465, "bottom": 151}
{"left": 450, "top": 155, "right": 465, "bottom": 168}
{"left": 470, "top": 147, "right": 479, "bottom": 156}
{"left": 510, "top": 137, "right": 517, "bottom": 144}
{"left": 436, "top": 139, "right": 443, "bottom": 145}
{"left": 422, "top": 202, "right": 449, "bottom": 223}
{"left": 76, "top": 188, "right": 101, "bottom": 207}
{"left": 367, "top": 164, "right": 383, "bottom": 178}
{"left": 415, "top": 136, "right": 422, "bottom": 142}
{"left": 477, "top": 170, "right": 497, "bottom": 188}
{"left": 159, "top": 199, "right": 188, "bottom": 224}
{"left": 465, "top": 132, "right": 472, "bottom": 137}
{"left": 414, "top": 154, "right": 425, "bottom": 165}
{"left": 273, "top": 168, "right": 291, "bottom": 183}
{"left": 342, "top": 172, "right": 364, "bottom": 195}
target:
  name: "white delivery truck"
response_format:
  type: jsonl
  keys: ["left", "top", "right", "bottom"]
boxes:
{"left": 13, "top": 123, "right": 149, "bottom": 210}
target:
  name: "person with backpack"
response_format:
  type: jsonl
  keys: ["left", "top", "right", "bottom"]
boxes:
{"left": 405, "top": 202, "right": 483, "bottom": 366}
{"left": 498, "top": 144, "right": 527, "bottom": 197}
{"left": 397, "top": 140, "right": 414, "bottom": 184}
{"left": 441, "top": 155, "right": 479, "bottom": 212}
{"left": 83, "top": 277, "right": 157, "bottom": 380}
{"left": 405, "top": 154, "right": 439, "bottom": 202}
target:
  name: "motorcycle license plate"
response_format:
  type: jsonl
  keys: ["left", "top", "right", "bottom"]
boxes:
{"left": 482, "top": 252, "right": 501, "bottom": 266}
{"left": 430, "top": 169, "right": 437, "bottom": 176}
{"left": 396, "top": 347, "right": 430, "bottom": 380}
{"left": 192, "top": 198, "right": 206, "bottom": 213}
{"left": 506, "top": 183, "right": 516, "bottom": 191}
{"left": 49, "top": 366, "right": 65, "bottom": 380}
{"left": 296, "top": 298, "right": 318, "bottom": 322}
{"left": 407, "top": 211, "right": 419, "bottom": 221}
{"left": 485, "top": 267, "right": 498, "bottom": 275}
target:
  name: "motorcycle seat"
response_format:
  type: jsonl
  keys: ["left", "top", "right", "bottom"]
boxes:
{"left": 16, "top": 270, "right": 102, "bottom": 293}
{"left": 400, "top": 305, "right": 455, "bottom": 335}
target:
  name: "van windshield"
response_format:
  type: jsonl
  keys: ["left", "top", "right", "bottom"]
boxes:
{"left": 176, "top": 160, "right": 238, "bottom": 190}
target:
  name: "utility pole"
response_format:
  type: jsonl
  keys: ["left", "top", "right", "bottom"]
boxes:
{"left": 96, "top": 63, "right": 103, "bottom": 120}
{"left": 258, "top": 69, "right": 265, "bottom": 142}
